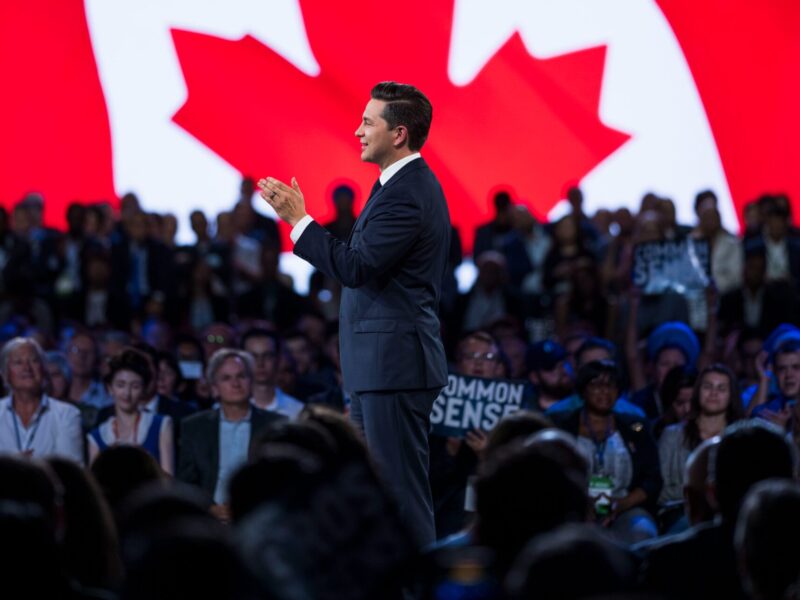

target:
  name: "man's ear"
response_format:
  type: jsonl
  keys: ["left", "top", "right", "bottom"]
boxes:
{"left": 528, "top": 371, "right": 540, "bottom": 385}
{"left": 393, "top": 125, "right": 409, "bottom": 148}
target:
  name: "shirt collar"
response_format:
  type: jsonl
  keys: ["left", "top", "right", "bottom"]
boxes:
{"left": 220, "top": 406, "right": 252, "bottom": 424}
{"left": 142, "top": 396, "right": 158, "bottom": 412}
{"left": 379, "top": 153, "right": 421, "bottom": 186}
{"left": 8, "top": 394, "right": 49, "bottom": 416}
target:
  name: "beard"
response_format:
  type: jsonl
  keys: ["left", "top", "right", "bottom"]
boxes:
{"left": 538, "top": 379, "right": 574, "bottom": 400}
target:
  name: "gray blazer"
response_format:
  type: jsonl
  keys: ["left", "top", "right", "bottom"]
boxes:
{"left": 294, "top": 158, "right": 451, "bottom": 393}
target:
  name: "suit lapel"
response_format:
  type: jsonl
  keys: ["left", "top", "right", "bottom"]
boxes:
{"left": 208, "top": 411, "right": 220, "bottom": 491}
{"left": 347, "top": 158, "right": 428, "bottom": 244}
{"left": 348, "top": 178, "right": 382, "bottom": 244}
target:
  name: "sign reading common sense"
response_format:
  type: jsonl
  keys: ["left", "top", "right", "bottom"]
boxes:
{"left": 632, "top": 238, "right": 711, "bottom": 295}
{"left": 430, "top": 374, "right": 533, "bottom": 438}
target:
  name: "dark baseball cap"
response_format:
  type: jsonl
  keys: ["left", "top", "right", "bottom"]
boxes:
{"left": 527, "top": 340, "right": 567, "bottom": 372}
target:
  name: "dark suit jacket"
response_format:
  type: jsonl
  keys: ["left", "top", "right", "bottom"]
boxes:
{"left": 640, "top": 521, "right": 744, "bottom": 599}
{"left": 294, "top": 158, "right": 451, "bottom": 393}
{"left": 177, "top": 407, "right": 285, "bottom": 502}
{"left": 718, "top": 282, "right": 800, "bottom": 336}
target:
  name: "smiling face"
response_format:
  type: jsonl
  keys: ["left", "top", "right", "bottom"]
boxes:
{"left": 583, "top": 374, "right": 618, "bottom": 416}
{"left": 7, "top": 343, "right": 45, "bottom": 395}
{"left": 355, "top": 98, "right": 401, "bottom": 170}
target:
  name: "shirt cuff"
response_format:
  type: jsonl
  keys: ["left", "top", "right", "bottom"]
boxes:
{"left": 290, "top": 215, "right": 315, "bottom": 244}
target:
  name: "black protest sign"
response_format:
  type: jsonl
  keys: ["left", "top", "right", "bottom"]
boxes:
{"left": 632, "top": 238, "right": 710, "bottom": 294}
{"left": 430, "top": 373, "right": 533, "bottom": 438}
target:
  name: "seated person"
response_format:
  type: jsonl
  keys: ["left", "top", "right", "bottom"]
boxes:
{"left": 546, "top": 337, "right": 644, "bottom": 417}
{"left": 87, "top": 349, "right": 174, "bottom": 474}
{"left": 628, "top": 321, "right": 701, "bottom": 420}
{"left": 178, "top": 348, "right": 285, "bottom": 519}
{"left": 640, "top": 421, "right": 795, "bottom": 599}
{"left": 658, "top": 365, "right": 742, "bottom": 524}
{"left": 526, "top": 340, "right": 574, "bottom": 412}
{"left": 551, "top": 360, "right": 662, "bottom": 544}
{"left": 240, "top": 328, "right": 304, "bottom": 418}
{"left": 652, "top": 365, "right": 696, "bottom": 439}
{"left": 750, "top": 339, "right": 800, "bottom": 434}
{"left": 0, "top": 337, "right": 83, "bottom": 463}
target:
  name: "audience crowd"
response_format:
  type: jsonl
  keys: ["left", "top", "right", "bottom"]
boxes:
{"left": 1, "top": 181, "right": 800, "bottom": 599}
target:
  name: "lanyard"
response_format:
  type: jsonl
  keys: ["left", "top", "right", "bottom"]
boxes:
{"left": 11, "top": 401, "right": 44, "bottom": 454}
{"left": 582, "top": 410, "right": 613, "bottom": 471}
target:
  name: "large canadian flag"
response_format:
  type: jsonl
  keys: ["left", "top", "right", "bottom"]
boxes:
{"left": 1, "top": 0, "right": 798, "bottom": 249}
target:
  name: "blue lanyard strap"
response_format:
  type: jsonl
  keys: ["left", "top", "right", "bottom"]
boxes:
{"left": 10, "top": 400, "right": 44, "bottom": 454}
{"left": 582, "top": 410, "right": 613, "bottom": 470}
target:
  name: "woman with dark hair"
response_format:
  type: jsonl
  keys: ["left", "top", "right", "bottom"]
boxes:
{"left": 551, "top": 360, "right": 662, "bottom": 544}
{"left": 155, "top": 351, "right": 183, "bottom": 399}
{"left": 87, "top": 349, "right": 174, "bottom": 474}
{"left": 658, "top": 364, "right": 743, "bottom": 509}
{"left": 653, "top": 366, "right": 698, "bottom": 440}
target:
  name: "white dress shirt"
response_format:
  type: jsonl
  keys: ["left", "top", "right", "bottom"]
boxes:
{"left": 0, "top": 395, "right": 84, "bottom": 464}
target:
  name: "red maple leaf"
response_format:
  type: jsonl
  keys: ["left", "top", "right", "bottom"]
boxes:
{"left": 171, "top": 0, "right": 629, "bottom": 252}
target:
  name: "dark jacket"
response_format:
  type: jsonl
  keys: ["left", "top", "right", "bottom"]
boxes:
{"left": 294, "top": 158, "right": 451, "bottom": 393}
{"left": 177, "top": 407, "right": 285, "bottom": 502}
{"left": 551, "top": 409, "right": 663, "bottom": 513}
{"left": 639, "top": 521, "right": 744, "bottom": 599}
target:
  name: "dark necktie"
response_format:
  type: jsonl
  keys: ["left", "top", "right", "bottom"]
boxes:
{"left": 368, "top": 179, "right": 382, "bottom": 201}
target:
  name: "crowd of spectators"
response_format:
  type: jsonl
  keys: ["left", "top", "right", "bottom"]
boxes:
{"left": 1, "top": 180, "right": 800, "bottom": 599}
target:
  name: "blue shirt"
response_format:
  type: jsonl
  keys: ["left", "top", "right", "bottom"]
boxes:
{"left": 546, "top": 393, "right": 646, "bottom": 418}
{"left": 751, "top": 394, "right": 796, "bottom": 421}
{"left": 213, "top": 409, "right": 252, "bottom": 504}
{"left": 255, "top": 388, "right": 304, "bottom": 419}
{"left": 80, "top": 379, "right": 113, "bottom": 409}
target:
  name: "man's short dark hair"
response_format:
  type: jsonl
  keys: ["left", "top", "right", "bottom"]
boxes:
{"left": 493, "top": 191, "right": 512, "bottom": 212}
{"left": 694, "top": 189, "right": 718, "bottom": 212}
{"left": 370, "top": 81, "right": 432, "bottom": 152}
{"left": 332, "top": 185, "right": 355, "bottom": 202}
{"left": 240, "top": 328, "right": 282, "bottom": 356}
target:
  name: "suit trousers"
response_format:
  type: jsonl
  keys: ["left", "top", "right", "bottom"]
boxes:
{"left": 350, "top": 388, "right": 440, "bottom": 547}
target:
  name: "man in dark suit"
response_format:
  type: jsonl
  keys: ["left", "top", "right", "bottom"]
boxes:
{"left": 178, "top": 348, "right": 285, "bottom": 520}
{"left": 258, "top": 82, "right": 450, "bottom": 546}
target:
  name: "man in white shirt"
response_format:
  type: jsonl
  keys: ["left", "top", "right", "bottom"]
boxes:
{"left": 0, "top": 337, "right": 83, "bottom": 463}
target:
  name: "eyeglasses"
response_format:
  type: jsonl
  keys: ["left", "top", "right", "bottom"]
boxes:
{"left": 585, "top": 381, "right": 618, "bottom": 392}
{"left": 461, "top": 352, "right": 499, "bottom": 363}
{"left": 68, "top": 346, "right": 93, "bottom": 357}
{"left": 206, "top": 335, "right": 229, "bottom": 344}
